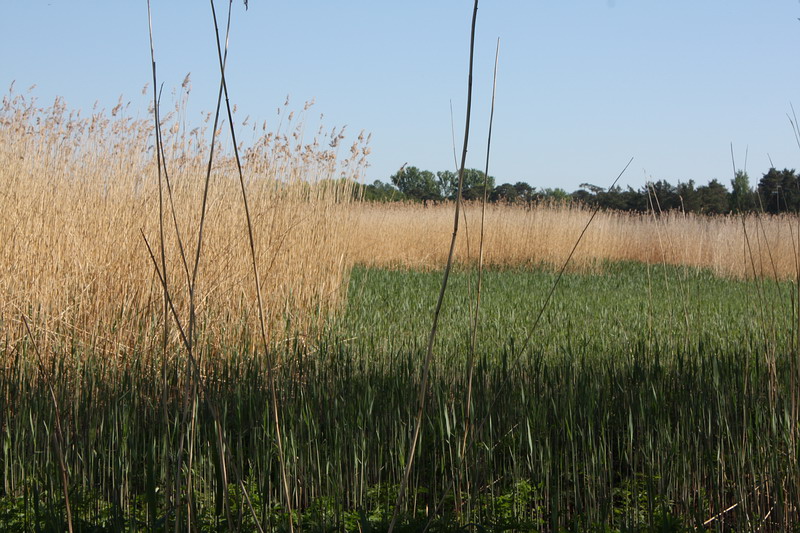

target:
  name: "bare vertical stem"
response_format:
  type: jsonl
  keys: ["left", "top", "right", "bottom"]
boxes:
{"left": 783, "top": 210, "right": 800, "bottom": 451}
{"left": 146, "top": 3, "right": 242, "bottom": 530}
{"left": 144, "top": 2, "right": 177, "bottom": 528}
{"left": 208, "top": 1, "right": 294, "bottom": 531}
{"left": 388, "top": 2, "right": 480, "bottom": 531}
{"left": 192, "top": 3, "right": 235, "bottom": 526}
{"left": 459, "top": 36, "right": 499, "bottom": 517}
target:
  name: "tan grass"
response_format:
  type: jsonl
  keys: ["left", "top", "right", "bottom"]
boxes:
{"left": 1, "top": 90, "right": 797, "bottom": 353}
{"left": 347, "top": 201, "right": 799, "bottom": 279}
{"left": 0, "top": 89, "right": 368, "bottom": 351}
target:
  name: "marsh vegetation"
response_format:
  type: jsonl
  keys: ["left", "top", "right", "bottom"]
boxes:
{"left": 1, "top": 88, "right": 799, "bottom": 531}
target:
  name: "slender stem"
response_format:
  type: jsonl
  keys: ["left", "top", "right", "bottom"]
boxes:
{"left": 145, "top": 2, "right": 177, "bottom": 527}
{"left": 209, "top": 2, "right": 293, "bottom": 530}
{"left": 388, "top": 2, "right": 479, "bottom": 531}
{"left": 193, "top": 3, "right": 235, "bottom": 525}
{"left": 460, "top": 37, "right": 499, "bottom": 514}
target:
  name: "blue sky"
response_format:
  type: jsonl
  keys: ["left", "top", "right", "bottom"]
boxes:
{"left": 3, "top": 1, "right": 800, "bottom": 192}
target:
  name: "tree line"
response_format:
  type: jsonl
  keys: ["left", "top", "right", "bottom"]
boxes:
{"left": 357, "top": 166, "right": 800, "bottom": 214}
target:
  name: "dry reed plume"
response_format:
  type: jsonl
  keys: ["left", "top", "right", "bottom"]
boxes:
{"left": 1, "top": 88, "right": 797, "bottom": 355}
{"left": 0, "top": 86, "right": 369, "bottom": 352}
{"left": 348, "top": 201, "right": 800, "bottom": 279}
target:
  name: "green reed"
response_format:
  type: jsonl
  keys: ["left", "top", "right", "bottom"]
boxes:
{"left": 1, "top": 261, "right": 797, "bottom": 531}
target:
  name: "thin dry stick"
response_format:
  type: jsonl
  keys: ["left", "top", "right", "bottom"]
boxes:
{"left": 151, "top": 79, "right": 201, "bottom": 533}
{"left": 703, "top": 480, "right": 768, "bottom": 526}
{"left": 730, "top": 146, "right": 755, "bottom": 474}
{"left": 459, "top": 36, "right": 499, "bottom": 516}
{"left": 750, "top": 186, "right": 784, "bottom": 406}
{"left": 208, "top": 1, "right": 294, "bottom": 530}
{"left": 786, "top": 105, "right": 800, "bottom": 463}
{"left": 449, "top": 100, "right": 459, "bottom": 171}
{"left": 141, "top": 232, "right": 200, "bottom": 531}
{"left": 191, "top": 2, "right": 236, "bottom": 527}
{"left": 146, "top": 3, "right": 243, "bottom": 529}
{"left": 509, "top": 159, "right": 633, "bottom": 384}
{"left": 145, "top": 3, "right": 179, "bottom": 527}
{"left": 22, "top": 316, "right": 73, "bottom": 533}
{"left": 155, "top": 90, "right": 191, "bottom": 288}
{"left": 204, "top": 3, "right": 264, "bottom": 529}
{"left": 388, "top": 2, "right": 480, "bottom": 532}
{"left": 740, "top": 213, "right": 778, "bottom": 408}
{"left": 193, "top": 4, "right": 233, "bottom": 290}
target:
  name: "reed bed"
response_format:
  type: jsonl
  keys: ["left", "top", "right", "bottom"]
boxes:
{"left": 1, "top": 91, "right": 799, "bottom": 530}
{"left": 0, "top": 89, "right": 368, "bottom": 353}
{"left": 348, "top": 201, "right": 800, "bottom": 279}
{"left": 2, "top": 264, "right": 797, "bottom": 530}
{"left": 2, "top": 89, "right": 797, "bottom": 355}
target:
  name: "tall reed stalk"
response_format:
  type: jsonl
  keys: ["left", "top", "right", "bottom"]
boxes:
{"left": 459, "top": 36, "right": 499, "bottom": 522}
{"left": 388, "top": 2, "right": 479, "bottom": 531}
{"left": 208, "top": 1, "right": 293, "bottom": 529}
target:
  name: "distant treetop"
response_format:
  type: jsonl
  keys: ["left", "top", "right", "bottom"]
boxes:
{"left": 355, "top": 165, "right": 797, "bottom": 215}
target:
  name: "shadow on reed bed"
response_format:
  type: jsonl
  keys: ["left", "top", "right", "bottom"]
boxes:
{"left": 2, "top": 263, "right": 797, "bottom": 531}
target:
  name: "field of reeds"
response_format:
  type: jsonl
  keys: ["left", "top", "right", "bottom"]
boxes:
{"left": 348, "top": 201, "right": 800, "bottom": 279}
{"left": 1, "top": 89, "right": 800, "bottom": 532}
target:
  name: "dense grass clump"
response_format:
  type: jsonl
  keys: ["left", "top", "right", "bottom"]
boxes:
{"left": 1, "top": 262, "right": 797, "bottom": 531}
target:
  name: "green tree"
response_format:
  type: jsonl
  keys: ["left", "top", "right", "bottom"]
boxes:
{"left": 570, "top": 188, "right": 594, "bottom": 205}
{"left": 360, "top": 180, "right": 406, "bottom": 202}
{"left": 540, "top": 188, "right": 570, "bottom": 202}
{"left": 676, "top": 180, "right": 701, "bottom": 213}
{"left": 729, "top": 170, "right": 754, "bottom": 212}
{"left": 645, "top": 180, "right": 680, "bottom": 211}
{"left": 490, "top": 183, "right": 519, "bottom": 203}
{"left": 435, "top": 170, "right": 457, "bottom": 200}
{"left": 460, "top": 169, "right": 495, "bottom": 200}
{"left": 593, "top": 186, "right": 622, "bottom": 210}
{"left": 390, "top": 166, "right": 441, "bottom": 203}
{"left": 594, "top": 185, "right": 645, "bottom": 211}
{"left": 697, "top": 179, "right": 730, "bottom": 214}
{"left": 620, "top": 186, "right": 647, "bottom": 211}
{"left": 433, "top": 169, "right": 495, "bottom": 200}
{"left": 758, "top": 168, "right": 799, "bottom": 213}
{"left": 513, "top": 182, "right": 536, "bottom": 204}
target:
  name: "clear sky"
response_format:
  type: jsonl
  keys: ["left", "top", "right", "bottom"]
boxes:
{"left": 3, "top": 1, "right": 800, "bottom": 192}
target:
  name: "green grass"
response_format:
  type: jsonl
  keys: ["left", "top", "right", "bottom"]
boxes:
{"left": 1, "top": 261, "right": 798, "bottom": 531}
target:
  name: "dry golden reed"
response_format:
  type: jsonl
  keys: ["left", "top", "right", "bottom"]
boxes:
{"left": 1, "top": 88, "right": 797, "bottom": 353}
{"left": 0, "top": 87, "right": 368, "bottom": 351}
{"left": 347, "top": 199, "right": 799, "bottom": 279}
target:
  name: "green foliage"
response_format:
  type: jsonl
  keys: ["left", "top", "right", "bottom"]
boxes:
{"left": 675, "top": 180, "right": 700, "bottom": 212}
{"left": 577, "top": 178, "right": 735, "bottom": 215}
{"left": 696, "top": 178, "right": 729, "bottom": 214}
{"left": 459, "top": 169, "right": 496, "bottom": 201}
{"left": 1, "top": 262, "right": 797, "bottom": 530}
{"left": 390, "top": 166, "right": 441, "bottom": 202}
{"left": 729, "top": 170, "right": 755, "bottom": 212}
{"left": 489, "top": 182, "right": 519, "bottom": 203}
{"left": 436, "top": 170, "right": 458, "bottom": 200}
{"left": 373, "top": 165, "right": 800, "bottom": 215}
{"left": 513, "top": 181, "right": 536, "bottom": 203}
{"left": 539, "top": 187, "right": 569, "bottom": 202}
{"left": 758, "top": 167, "right": 799, "bottom": 213}
{"left": 360, "top": 180, "right": 407, "bottom": 202}
{"left": 646, "top": 180, "right": 680, "bottom": 211}
{"left": 490, "top": 181, "right": 540, "bottom": 204}
{"left": 387, "top": 166, "right": 496, "bottom": 202}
